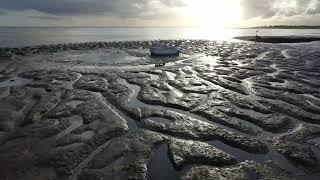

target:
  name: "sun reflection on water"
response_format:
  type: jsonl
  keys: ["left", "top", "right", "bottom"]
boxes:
{"left": 177, "top": 27, "right": 242, "bottom": 41}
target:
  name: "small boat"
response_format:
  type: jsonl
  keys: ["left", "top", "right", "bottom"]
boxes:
{"left": 150, "top": 45, "right": 180, "bottom": 57}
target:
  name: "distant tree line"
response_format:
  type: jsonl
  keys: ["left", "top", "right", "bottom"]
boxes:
{"left": 246, "top": 25, "right": 320, "bottom": 29}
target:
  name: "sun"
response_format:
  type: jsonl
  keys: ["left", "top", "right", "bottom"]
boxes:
{"left": 183, "top": 0, "right": 243, "bottom": 28}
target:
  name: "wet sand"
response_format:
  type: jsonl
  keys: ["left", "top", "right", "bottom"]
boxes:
{"left": 234, "top": 36, "right": 320, "bottom": 43}
{"left": 0, "top": 40, "right": 320, "bottom": 180}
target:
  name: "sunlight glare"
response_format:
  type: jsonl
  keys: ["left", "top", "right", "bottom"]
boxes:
{"left": 184, "top": 0, "right": 243, "bottom": 28}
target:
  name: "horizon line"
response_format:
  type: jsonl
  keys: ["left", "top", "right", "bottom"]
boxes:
{"left": 0, "top": 25, "right": 319, "bottom": 29}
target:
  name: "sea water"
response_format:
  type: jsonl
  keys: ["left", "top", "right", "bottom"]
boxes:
{"left": 0, "top": 27, "right": 320, "bottom": 47}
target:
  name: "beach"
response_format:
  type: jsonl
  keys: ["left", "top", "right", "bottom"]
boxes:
{"left": 0, "top": 39, "right": 320, "bottom": 179}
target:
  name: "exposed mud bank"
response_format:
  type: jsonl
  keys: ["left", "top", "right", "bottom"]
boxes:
{"left": 0, "top": 40, "right": 320, "bottom": 179}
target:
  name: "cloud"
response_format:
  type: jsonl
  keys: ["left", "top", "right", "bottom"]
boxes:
{"left": 241, "top": 0, "right": 277, "bottom": 19}
{"left": 307, "top": 1, "right": 320, "bottom": 14}
{"left": 1, "top": 0, "right": 320, "bottom": 26}
{"left": 1, "top": 0, "right": 318, "bottom": 20}
{"left": 0, "top": 10, "right": 7, "bottom": 15}
{"left": 241, "top": 0, "right": 320, "bottom": 19}
{"left": 0, "top": 0, "right": 186, "bottom": 17}
{"left": 28, "top": 15, "right": 61, "bottom": 21}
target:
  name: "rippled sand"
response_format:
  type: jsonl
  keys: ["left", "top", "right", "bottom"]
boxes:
{"left": 0, "top": 40, "right": 320, "bottom": 180}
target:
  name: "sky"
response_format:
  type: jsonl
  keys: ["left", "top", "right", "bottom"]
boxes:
{"left": 0, "top": 0, "right": 319, "bottom": 27}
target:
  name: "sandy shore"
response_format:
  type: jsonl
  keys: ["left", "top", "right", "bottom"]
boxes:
{"left": 0, "top": 40, "right": 320, "bottom": 180}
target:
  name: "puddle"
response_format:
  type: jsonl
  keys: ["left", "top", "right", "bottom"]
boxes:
{"left": 303, "top": 94, "right": 320, "bottom": 101}
{"left": 196, "top": 55, "right": 220, "bottom": 66}
{"left": 70, "top": 54, "right": 193, "bottom": 72}
{"left": 66, "top": 100, "right": 84, "bottom": 108}
{"left": 24, "top": 49, "right": 145, "bottom": 66}
{"left": 139, "top": 72, "right": 160, "bottom": 81}
{"left": 256, "top": 51, "right": 272, "bottom": 59}
{"left": 164, "top": 71, "right": 177, "bottom": 81}
{"left": 170, "top": 89, "right": 184, "bottom": 98}
{"left": 94, "top": 91, "right": 139, "bottom": 131}
{"left": 182, "top": 54, "right": 220, "bottom": 66}
{"left": 78, "top": 130, "right": 95, "bottom": 141}
{"left": 117, "top": 79, "right": 147, "bottom": 109}
{"left": 309, "top": 137, "right": 320, "bottom": 147}
{"left": 21, "top": 49, "right": 190, "bottom": 72}
{"left": 269, "top": 81, "right": 286, "bottom": 87}
{"left": 208, "top": 139, "right": 303, "bottom": 176}
{"left": 54, "top": 115, "right": 83, "bottom": 140}
{"left": 147, "top": 117, "right": 174, "bottom": 125}
{"left": 70, "top": 140, "right": 113, "bottom": 180}
{"left": 0, "top": 87, "right": 10, "bottom": 99}
{"left": 117, "top": 110, "right": 139, "bottom": 131}
{"left": 281, "top": 49, "right": 293, "bottom": 59}
{"left": 239, "top": 108, "right": 268, "bottom": 117}
{"left": 0, "top": 76, "right": 31, "bottom": 88}
{"left": 147, "top": 143, "right": 182, "bottom": 180}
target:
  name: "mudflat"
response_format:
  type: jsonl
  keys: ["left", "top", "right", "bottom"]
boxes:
{"left": 0, "top": 40, "right": 320, "bottom": 180}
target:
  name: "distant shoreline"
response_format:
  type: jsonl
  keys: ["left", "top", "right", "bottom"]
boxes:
{"left": 234, "top": 36, "right": 320, "bottom": 43}
{"left": 240, "top": 25, "right": 320, "bottom": 29}
{"left": 0, "top": 26, "right": 320, "bottom": 29}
